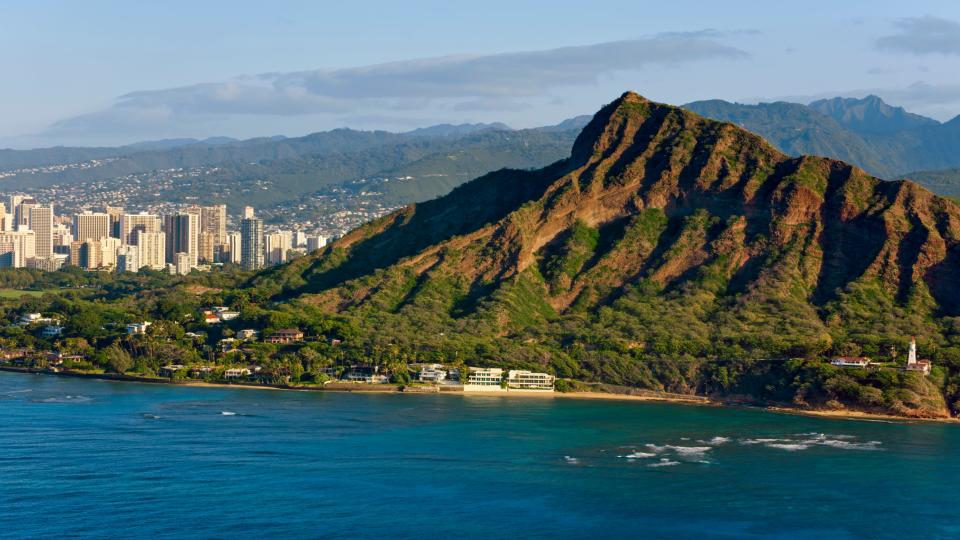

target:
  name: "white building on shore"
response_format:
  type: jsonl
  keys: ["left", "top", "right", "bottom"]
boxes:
{"left": 507, "top": 370, "right": 555, "bottom": 391}
{"left": 464, "top": 367, "right": 504, "bottom": 391}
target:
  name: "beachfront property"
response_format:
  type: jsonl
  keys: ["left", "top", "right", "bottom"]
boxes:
{"left": 265, "top": 328, "right": 303, "bottom": 344}
{"left": 224, "top": 367, "right": 252, "bottom": 379}
{"left": 464, "top": 367, "right": 504, "bottom": 391}
{"left": 126, "top": 321, "right": 152, "bottom": 335}
{"left": 343, "top": 366, "right": 389, "bottom": 384}
{"left": 506, "top": 370, "right": 555, "bottom": 391}
{"left": 830, "top": 356, "right": 872, "bottom": 368}
{"left": 158, "top": 364, "right": 185, "bottom": 377}
{"left": 418, "top": 364, "right": 447, "bottom": 383}
{"left": 905, "top": 337, "right": 932, "bottom": 376}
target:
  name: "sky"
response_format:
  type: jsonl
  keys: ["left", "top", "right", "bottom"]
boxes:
{"left": 3, "top": 0, "right": 960, "bottom": 148}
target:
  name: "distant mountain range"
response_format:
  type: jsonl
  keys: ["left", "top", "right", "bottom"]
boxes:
{"left": 684, "top": 95, "right": 960, "bottom": 180}
{"left": 0, "top": 117, "right": 593, "bottom": 210}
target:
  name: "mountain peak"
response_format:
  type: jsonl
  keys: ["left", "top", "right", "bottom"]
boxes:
{"left": 809, "top": 95, "right": 938, "bottom": 135}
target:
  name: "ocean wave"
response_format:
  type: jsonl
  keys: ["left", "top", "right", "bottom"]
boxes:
{"left": 766, "top": 443, "right": 810, "bottom": 451}
{"left": 697, "top": 436, "right": 730, "bottom": 445}
{"left": 648, "top": 458, "right": 680, "bottom": 468}
{"left": 35, "top": 395, "right": 92, "bottom": 403}
{"left": 563, "top": 456, "right": 580, "bottom": 464}
{"left": 220, "top": 411, "right": 237, "bottom": 416}
{"left": 620, "top": 451, "right": 657, "bottom": 459}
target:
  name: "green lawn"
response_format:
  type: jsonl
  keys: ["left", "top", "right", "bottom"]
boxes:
{"left": 0, "top": 288, "right": 57, "bottom": 299}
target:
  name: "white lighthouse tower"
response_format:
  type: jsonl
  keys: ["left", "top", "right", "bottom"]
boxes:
{"left": 908, "top": 337, "right": 917, "bottom": 367}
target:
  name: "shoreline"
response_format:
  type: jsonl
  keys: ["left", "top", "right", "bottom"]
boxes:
{"left": 2, "top": 366, "right": 955, "bottom": 424}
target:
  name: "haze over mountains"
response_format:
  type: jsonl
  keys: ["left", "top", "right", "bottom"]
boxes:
{"left": 685, "top": 95, "right": 960, "bottom": 181}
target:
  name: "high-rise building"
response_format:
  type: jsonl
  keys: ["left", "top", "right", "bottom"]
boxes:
{"left": 227, "top": 232, "right": 242, "bottom": 264}
{"left": 116, "top": 245, "right": 140, "bottom": 272}
{"left": 266, "top": 231, "right": 293, "bottom": 265}
{"left": 15, "top": 199, "right": 37, "bottom": 231}
{"left": 70, "top": 239, "right": 102, "bottom": 270}
{"left": 99, "top": 237, "right": 121, "bottom": 268}
{"left": 240, "top": 210, "right": 264, "bottom": 271}
{"left": 28, "top": 204, "right": 54, "bottom": 258}
{"left": 174, "top": 252, "right": 192, "bottom": 275}
{"left": 201, "top": 205, "right": 227, "bottom": 242}
{"left": 120, "top": 212, "right": 162, "bottom": 245}
{"left": 73, "top": 212, "right": 111, "bottom": 242}
{"left": 306, "top": 235, "right": 328, "bottom": 252}
{"left": 135, "top": 230, "right": 166, "bottom": 270}
{"left": 198, "top": 232, "right": 217, "bottom": 264}
{"left": 0, "top": 203, "right": 8, "bottom": 232}
{"left": 163, "top": 212, "right": 200, "bottom": 267}
{"left": 8, "top": 195, "right": 26, "bottom": 230}
{"left": 105, "top": 206, "right": 124, "bottom": 238}
{"left": 0, "top": 231, "right": 36, "bottom": 267}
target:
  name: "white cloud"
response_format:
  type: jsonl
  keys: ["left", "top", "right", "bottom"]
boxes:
{"left": 38, "top": 33, "right": 748, "bottom": 144}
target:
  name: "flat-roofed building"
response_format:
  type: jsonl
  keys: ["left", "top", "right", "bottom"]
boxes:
{"left": 28, "top": 204, "right": 54, "bottom": 258}
{"left": 73, "top": 211, "right": 111, "bottom": 242}
{"left": 464, "top": 367, "right": 504, "bottom": 392}
{"left": 506, "top": 370, "right": 555, "bottom": 391}
{"left": 120, "top": 212, "right": 161, "bottom": 245}
{"left": 135, "top": 230, "right": 166, "bottom": 270}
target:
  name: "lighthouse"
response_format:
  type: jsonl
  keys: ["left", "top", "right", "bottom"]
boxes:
{"left": 908, "top": 337, "right": 917, "bottom": 366}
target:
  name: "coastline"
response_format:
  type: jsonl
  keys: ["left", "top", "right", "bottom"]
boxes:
{"left": 2, "top": 366, "right": 955, "bottom": 424}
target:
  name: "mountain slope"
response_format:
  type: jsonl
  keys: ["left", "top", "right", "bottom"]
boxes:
{"left": 243, "top": 92, "right": 960, "bottom": 416}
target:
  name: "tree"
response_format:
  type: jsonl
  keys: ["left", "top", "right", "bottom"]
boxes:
{"left": 104, "top": 345, "right": 133, "bottom": 374}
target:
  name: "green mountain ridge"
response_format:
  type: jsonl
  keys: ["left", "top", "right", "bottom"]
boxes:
{"left": 234, "top": 91, "right": 960, "bottom": 418}
{"left": 684, "top": 96, "right": 960, "bottom": 179}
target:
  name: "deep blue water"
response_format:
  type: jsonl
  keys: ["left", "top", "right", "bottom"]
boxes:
{"left": 0, "top": 372, "right": 957, "bottom": 539}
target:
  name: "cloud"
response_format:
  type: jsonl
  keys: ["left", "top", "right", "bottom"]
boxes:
{"left": 876, "top": 16, "right": 960, "bottom": 56}
{"left": 40, "top": 33, "right": 747, "bottom": 143}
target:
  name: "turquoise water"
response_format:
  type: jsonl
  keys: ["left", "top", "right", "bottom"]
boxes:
{"left": 0, "top": 372, "right": 957, "bottom": 539}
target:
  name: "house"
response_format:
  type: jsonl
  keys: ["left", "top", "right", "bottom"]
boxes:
{"left": 830, "top": 356, "right": 872, "bottom": 369}
{"left": 265, "top": 328, "right": 304, "bottom": 344}
{"left": 41, "top": 325, "right": 65, "bottom": 338}
{"left": 217, "top": 311, "right": 240, "bottom": 322}
{"left": 202, "top": 311, "right": 221, "bottom": 324}
{"left": 219, "top": 337, "right": 239, "bottom": 352}
{"left": 506, "top": 370, "right": 555, "bottom": 391}
{"left": 18, "top": 313, "right": 56, "bottom": 326}
{"left": 343, "top": 366, "right": 389, "bottom": 384}
{"left": 158, "top": 364, "right": 185, "bottom": 377}
{"left": 224, "top": 367, "right": 252, "bottom": 379}
{"left": 464, "top": 367, "right": 504, "bottom": 392}
{"left": 189, "top": 366, "right": 215, "bottom": 378}
{"left": 126, "top": 321, "right": 152, "bottom": 335}
{"left": 418, "top": 365, "right": 448, "bottom": 383}
{"left": 905, "top": 337, "right": 933, "bottom": 376}
{"left": 237, "top": 329, "right": 259, "bottom": 340}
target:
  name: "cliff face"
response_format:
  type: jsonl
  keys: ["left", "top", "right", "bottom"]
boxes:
{"left": 266, "top": 92, "right": 960, "bottom": 319}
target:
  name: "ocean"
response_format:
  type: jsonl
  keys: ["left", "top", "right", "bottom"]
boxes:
{"left": 0, "top": 371, "right": 956, "bottom": 539}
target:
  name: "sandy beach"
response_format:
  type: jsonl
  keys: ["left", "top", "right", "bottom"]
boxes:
{"left": 2, "top": 366, "right": 955, "bottom": 424}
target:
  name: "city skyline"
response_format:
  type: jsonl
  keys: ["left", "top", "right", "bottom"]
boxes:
{"left": 0, "top": 197, "right": 328, "bottom": 274}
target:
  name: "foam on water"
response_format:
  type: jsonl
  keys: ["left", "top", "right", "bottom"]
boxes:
{"left": 648, "top": 458, "right": 680, "bottom": 468}
{"left": 220, "top": 411, "right": 237, "bottom": 416}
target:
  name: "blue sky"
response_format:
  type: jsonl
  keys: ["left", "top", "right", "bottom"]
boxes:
{"left": 3, "top": 0, "right": 960, "bottom": 147}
